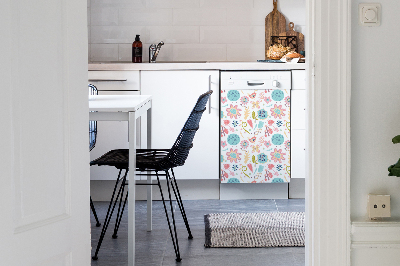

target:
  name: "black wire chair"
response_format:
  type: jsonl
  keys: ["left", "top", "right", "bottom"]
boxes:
{"left": 89, "top": 84, "right": 101, "bottom": 227}
{"left": 90, "top": 90, "right": 213, "bottom": 262}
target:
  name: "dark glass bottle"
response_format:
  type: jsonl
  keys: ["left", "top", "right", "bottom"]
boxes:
{"left": 132, "top": 35, "right": 142, "bottom": 63}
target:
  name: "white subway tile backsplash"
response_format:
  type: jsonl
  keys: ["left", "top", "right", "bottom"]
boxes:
{"left": 91, "top": 26, "right": 146, "bottom": 43}
{"left": 172, "top": 44, "right": 226, "bottom": 61}
{"left": 146, "top": 0, "right": 199, "bottom": 9}
{"left": 199, "top": 0, "right": 228, "bottom": 8}
{"left": 91, "top": 7, "right": 118, "bottom": 26}
{"left": 227, "top": 43, "right": 264, "bottom": 61}
{"left": 147, "top": 26, "right": 199, "bottom": 44}
{"left": 173, "top": 8, "right": 226, "bottom": 26}
{"left": 87, "top": 0, "right": 305, "bottom": 62}
{"left": 91, "top": 44, "right": 119, "bottom": 62}
{"left": 118, "top": 44, "right": 132, "bottom": 61}
{"left": 119, "top": 8, "right": 173, "bottom": 26}
{"left": 200, "top": 26, "right": 252, "bottom": 44}
{"left": 91, "top": 0, "right": 146, "bottom": 8}
{"left": 227, "top": 8, "right": 267, "bottom": 26}
{"left": 200, "top": 0, "right": 252, "bottom": 8}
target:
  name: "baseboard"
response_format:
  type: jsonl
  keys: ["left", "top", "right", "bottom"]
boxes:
{"left": 289, "top": 178, "right": 305, "bottom": 198}
{"left": 219, "top": 183, "right": 288, "bottom": 200}
{"left": 351, "top": 220, "right": 400, "bottom": 266}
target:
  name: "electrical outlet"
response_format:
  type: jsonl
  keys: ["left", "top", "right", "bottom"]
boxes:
{"left": 368, "top": 194, "right": 391, "bottom": 219}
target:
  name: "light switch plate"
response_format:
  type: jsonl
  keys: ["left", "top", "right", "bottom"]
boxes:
{"left": 368, "top": 194, "right": 391, "bottom": 219}
{"left": 359, "top": 3, "right": 381, "bottom": 26}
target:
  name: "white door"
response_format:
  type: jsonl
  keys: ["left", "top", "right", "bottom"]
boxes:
{"left": 0, "top": 0, "right": 90, "bottom": 265}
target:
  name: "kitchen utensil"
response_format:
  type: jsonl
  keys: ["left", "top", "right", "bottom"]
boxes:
{"left": 279, "top": 22, "right": 304, "bottom": 52}
{"left": 265, "top": 0, "right": 287, "bottom": 59}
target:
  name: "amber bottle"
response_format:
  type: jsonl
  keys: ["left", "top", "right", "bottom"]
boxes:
{"left": 132, "top": 35, "right": 142, "bottom": 63}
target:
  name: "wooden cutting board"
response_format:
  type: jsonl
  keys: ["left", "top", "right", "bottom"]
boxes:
{"left": 265, "top": 0, "right": 286, "bottom": 59}
{"left": 279, "top": 22, "right": 304, "bottom": 52}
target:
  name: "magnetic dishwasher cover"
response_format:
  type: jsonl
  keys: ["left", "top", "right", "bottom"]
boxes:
{"left": 220, "top": 71, "right": 291, "bottom": 184}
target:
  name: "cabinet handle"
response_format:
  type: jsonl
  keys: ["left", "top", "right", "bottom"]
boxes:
{"left": 247, "top": 81, "right": 264, "bottom": 86}
{"left": 88, "top": 79, "right": 127, "bottom": 82}
{"left": 208, "top": 75, "right": 212, "bottom": 114}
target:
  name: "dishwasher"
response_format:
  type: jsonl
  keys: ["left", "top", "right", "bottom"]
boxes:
{"left": 220, "top": 71, "right": 291, "bottom": 184}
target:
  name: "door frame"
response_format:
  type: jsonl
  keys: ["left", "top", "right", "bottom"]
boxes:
{"left": 306, "top": 0, "right": 351, "bottom": 265}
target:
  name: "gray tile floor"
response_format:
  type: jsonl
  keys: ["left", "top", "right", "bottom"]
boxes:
{"left": 91, "top": 199, "right": 305, "bottom": 266}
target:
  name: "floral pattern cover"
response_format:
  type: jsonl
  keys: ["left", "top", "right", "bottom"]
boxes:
{"left": 220, "top": 89, "right": 290, "bottom": 183}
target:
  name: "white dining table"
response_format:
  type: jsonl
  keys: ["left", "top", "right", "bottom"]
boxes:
{"left": 89, "top": 94, "right": 152, "bottom": 266}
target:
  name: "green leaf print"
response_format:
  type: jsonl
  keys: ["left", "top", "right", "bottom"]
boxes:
{"left": 252, "top": 111, "right": 256, "bottom": 120}
{"left": 252, "top": 155, "right": 256, "bottom": 164}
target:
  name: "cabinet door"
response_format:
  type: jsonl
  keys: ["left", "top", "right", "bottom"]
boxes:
{"left": 141, "top": 70, "right": 219, "bottom": 180}
{"left": 291, "top": 129, "right": 305, "bottom": 178}
{"left": 291, "top": 90, "right": 306, "bottom": 130}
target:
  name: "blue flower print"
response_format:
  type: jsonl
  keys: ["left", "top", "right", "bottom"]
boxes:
{"left": 227, "top": 90, "right": 240, "bottom": 101}
{"left": 272, "top": 90, "right": 284, "bottom": 101}
{"left": 257, "top": 153, "right": 268, "bottom": 164}
{"left": 271, "top": 178, "right": 284, "bottom": 183}
{"left": 227, "top": 178, "right": 241, "bottom": 183}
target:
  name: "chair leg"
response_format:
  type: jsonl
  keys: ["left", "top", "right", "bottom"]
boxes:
{"left": 112, "top": 178, "right": 128, "bottom": 239}
{"left": 156, "top": 171, "right": 182, "bottom": 262}
{"left": 92, "top": 169, "right": 128, "bottom": 261}
{"left": 168, "top": 169, "right": 193, "bottom": 239}
{"left": 90, "top": 196, "right": 101, "bottom": 227}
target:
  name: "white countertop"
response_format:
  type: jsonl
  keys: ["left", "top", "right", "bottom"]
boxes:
{"left": 89, "top": 62, "right": 306, "bottom": 71}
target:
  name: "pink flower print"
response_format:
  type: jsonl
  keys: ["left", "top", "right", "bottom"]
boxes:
{"left": 270, "top": 148, "right": 286, "bottom": 163}
{"left": 247, "top": 163, "right": 253, "bottom": 172}
{"left": 223, "top": 120, "right": 230, "bottom": 125}
{"left": 270, "top": 104, "right": 286, "bottom": 119}
{"left": 284, "top": 96, "right": 290, "bottom": 107}
{"left": 268, "top": 164, "right": 275, "bottom": 170}
{"left": 240, "top": 96, "right": 250, "bottom": 105}
{"left": 284, "top": 140, "right": 290, "bottom": 151}
{"left": 268, "top": 120, "right": 274, "bottom": 126}
{"left": 221, "top": 141, "right": 227, "bottom": 148}
{"left": 221, "top": 97, "right": 228, "bottom": 104}
{"left": 249, "top": 136, "right": 257, "bottom": 143}
{"left": 247, "top": 119, "right": 253, "bottom": 128}
{"left": 249, "top": 92, "right": 257, "bottom": 99}
{"left": 240, "top": 140, "right": 250, "bottom": 149}
{"left": 264, "top": 141, "right": 272, "bottom": 148}
{"left": 226, "top": 104, "right": 242, "bottom": 119}
{"left": 264, "top": 97, "right": 272, "bottom": 104}
{"left": 223, "top": 164, "right": 230, "bottom": 169}
{"left": 268, "top": 172, "right": 273, "bottom": 179}
{"left": 226, "top": 148, "right": 241, "bottom": 163}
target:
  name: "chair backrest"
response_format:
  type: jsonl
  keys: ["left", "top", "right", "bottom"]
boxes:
{"left": 163, "top": 90, "right": 213, "bottom": 169}
{"left": 89, "top": 84, "right": 98, "bottom": 151}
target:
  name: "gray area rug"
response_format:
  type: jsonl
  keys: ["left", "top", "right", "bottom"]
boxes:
{"left": 204, "top": 212, "right": 305, "bottom": 248}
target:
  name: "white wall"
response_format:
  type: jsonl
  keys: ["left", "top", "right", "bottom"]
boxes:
{"left": 87, "top": 0, "right": 305, "bottom": 62}
{"left": 351, "top": 0, "right": 400, "bottom": 220}
{"left": 351, "top": 1, "right": 400, "bottom": 264}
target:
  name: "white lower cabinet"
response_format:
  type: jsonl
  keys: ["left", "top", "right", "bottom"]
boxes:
{"left": 141, "top": 70, "right": 219, "bottom": 180}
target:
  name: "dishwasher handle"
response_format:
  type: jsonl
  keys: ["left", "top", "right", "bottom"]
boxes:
{"left": 247, "top": 81, "right": 265, "bottom": 86}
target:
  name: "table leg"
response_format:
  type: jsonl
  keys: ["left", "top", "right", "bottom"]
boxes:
{"left": 128, "top": 112, "right": 136, "bottom": 266}
{"left": 147, "top": 104, "right": 152, "bottom": 232}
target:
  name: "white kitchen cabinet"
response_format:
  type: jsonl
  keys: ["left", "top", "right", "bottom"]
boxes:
{"left": 141, "top": 70, "right": 219, "bottom": 180}
{"left": 88, "top": 71, "right": 141, "bottom": 180}
{"left": 290, "top": 70, "right": 306, "bottom": 179}
{"left": 291, "top": 129, "right": 306, "bottom": 178}
{"left": 291, "top": 90, "right": 306, "bottom": 130}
